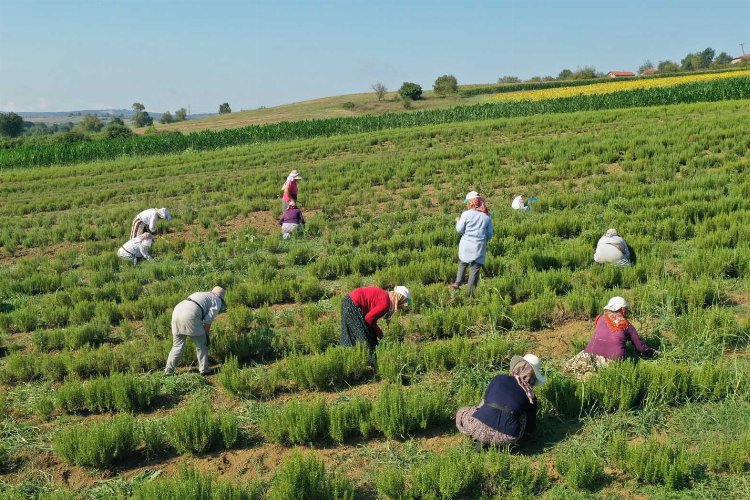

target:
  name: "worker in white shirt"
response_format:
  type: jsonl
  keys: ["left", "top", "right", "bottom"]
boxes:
{"left": 117, "top": 233, "right": 154, "bottom": 264}
{"left": 131, "top": 207, "right": 173, "bottom": 239}
{"left": 511, "top": 195, "right": 530, "bottom": 211}
{"left": 164, "top": 286, "right": 227, "bottom": 376}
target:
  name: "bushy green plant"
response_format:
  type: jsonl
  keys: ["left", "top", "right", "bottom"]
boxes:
{"left": 258, "top": 398, "right": 328, "bottom": 445}
{"left": 55, "top": 373, "right": 159, "bottom": 413}
{"left": 410, "top": 446, "right": 483, "bottom": 498}
{"left": 283, "top": 344, "right": 371, "bottom": 390}
{"left": 53, "top": 414, "right": 138, "bottom": 468}
{"left": 164, "top": 399, "right": 238, "bottom": 454}
{"left": 140, "top": 419, "right": 170, "bottom": 460}
{"left": 554, "top": 448, "right": 606, "bottom": 490}
{"left": 267, "top": 451, "right": 354, "bottom": 500}
{"left": 218, "top": 356, "right": 279, "bottom": 399}
{"left": 328, "top": 396, "right": 373, "bottom": 443}
{"left": 134, "top": 466, "right": 263, "bottom": 500}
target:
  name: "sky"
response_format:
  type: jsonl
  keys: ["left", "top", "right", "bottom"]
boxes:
{"left": 1, "top": 0, "right": 749, "bottom": 114}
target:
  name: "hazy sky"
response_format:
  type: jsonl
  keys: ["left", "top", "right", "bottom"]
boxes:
{"left": 1, "top": 0, "right": 748, "bottom": 113}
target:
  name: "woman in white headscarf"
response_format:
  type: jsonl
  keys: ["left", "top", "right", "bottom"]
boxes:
{"left": 451, "top": 191, "right": 494, "bottom": 296}
{"left": 594, "top": 228, "right": 631, "bottom": 266}
{"left": 340, "top": 285, "right": 411, "bottom": 351}
{"left": 281, "top": 170, "right": 302, "bottom": 211}
{"left": 131, "top": 207, "right": 173, "bottom": 239}
{"left": 117, "top": 232, "right": 154, "bottom": 264}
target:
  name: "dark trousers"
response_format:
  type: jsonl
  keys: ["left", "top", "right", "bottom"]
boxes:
{"left": 455, "top": 261, "right": 482, "bottom": 296}
{"left": 340, "top": 296, "right": 377, "bottom": 351}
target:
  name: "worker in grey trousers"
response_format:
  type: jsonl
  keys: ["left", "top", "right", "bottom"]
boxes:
{"left": 164, "top": 286, "right": 226, "bottom": 376}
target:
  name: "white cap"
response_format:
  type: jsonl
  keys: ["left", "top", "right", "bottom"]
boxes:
{"left": 603, "top": 296, "right": 629, "bottom": 312}
{"left": 211, "top": 286, "right": 226, "bottom": 301}
{"left": 510, "top": 353, "right": 546, "bottom": 386}
{"left": 464, "top": 191, "right": 479, "bottom": 203}
{"left": 289, "top": 170, "right": 303, "bottom": 180}
{"left": 393, "top": 286, "right": 411, "bottom": 305}
{"left": 158, "top": 208, "right": 173, "bottom": 221}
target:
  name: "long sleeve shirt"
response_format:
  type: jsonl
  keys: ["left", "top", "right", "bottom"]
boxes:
{"left": 584, "top": 315, "right": 653, "bottom": 360}
{"left": 278, "top": 208, "right": 305, "bottom": 225}
{"left": 184, "top": 291, "right": 224, "bottom": 325}
{"left": 349, "top": 286, "right": 390, "bottom": 339}
{"left": 137, "top": 208, "right": 160, "bottom": 233}
{"left": 472, "top": 375, "right": 537, "bottom": 438}
{"left": 282, "top": 181, "right": 298, "bottom": 202}
{"left": 594, "top": 235, "right": 630, "bottom": 264}
{"left": 117, "top": 238, "right": 152, "bottom": 263}
{"left": 456, "top": 209, "right": 494, "bottom": 265}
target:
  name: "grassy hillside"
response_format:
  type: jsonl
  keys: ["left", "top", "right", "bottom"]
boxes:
{"left": 151, "top": 90, "right": 486, "bottom": 133}
{"left": 1, "top": 100, "right": 750, "bottom": 498}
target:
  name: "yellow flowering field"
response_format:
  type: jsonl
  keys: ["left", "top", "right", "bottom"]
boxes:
{"left": 492, "top": 69, "right": 750, "bottom": 101}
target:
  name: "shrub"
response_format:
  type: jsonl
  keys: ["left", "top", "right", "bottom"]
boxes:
{"left": 53, "top": 414, "right": 138, "bottom": 468}
{"left": 376, "top": 467, "right": 406, "bottom": 500}
{"left": 398, "top": 82, "right": 423, "bottom": 100}
{"left": 56, "top": 373, "right": 159, "bottom": 413}
{"left": 134, "top": 466, "right": 263, "bottom": 500}
{"left": 283, "top": 344, "right": 371, "bottom": 390}
{"left": 218, "top": 357, "right": 279, "bottom": 399}
{"left": 554, "top": 448, "right": 606, "bottom": 490}
{"left": 164, "top": 399, "right": 238, "bottom": 454}
{"left": 328, "top": 397, "right": 373, "bottom": 443}
{"left": 258, "top": 398, "right": 328, "bottom": 445}
{"left": 609, "top": 435, "right": 692, "bottom": 490}
{"left": 267, "top": 451, "right": 354, "bottom": 500}
{"left": 140, "top": 419, "right": 170, "bottom": 460}
{"left": 372, "top": 383, "right": 449, "bottom": 439}
{"left": 433, "top": 74, "right": 458, "bottom": 96}
{"left": 411, "top": 446, "right": 483, "bottom": 498}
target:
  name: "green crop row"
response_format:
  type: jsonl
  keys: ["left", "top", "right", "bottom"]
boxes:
{"left": 55, "top": 373, "right": 160, "bottom": 414}
{"left": 0, "top": 76, "right": 746, "bottom": 169}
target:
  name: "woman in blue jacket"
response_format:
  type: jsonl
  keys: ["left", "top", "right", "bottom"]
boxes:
{"left": 456, "top": 354, "right": 546, "bottom": 446}
{"left": 450, "top": 191, "right": 494, "bottom": 295}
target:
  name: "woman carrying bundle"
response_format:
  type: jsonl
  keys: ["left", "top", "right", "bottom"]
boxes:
{"left": 593, "top": 228, "right": 631, "bottom": 266}
{"left": 563, "top": 296, "right": 655, "bottom": 378}
{"left": 450, "top": 191, "right": 493, "bottom": 296}
{"left": 456, "top": 354, "right": 545, "bottom": 447}
{"left": 340, "top": 286, "right": 411, "bottom": 351}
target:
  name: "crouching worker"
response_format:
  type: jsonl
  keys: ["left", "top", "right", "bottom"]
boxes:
{"left": 165, "top": 286, "right": 226, "bottom": 376}
{"left": 563, "top": 296, "right": 655, "bottom": 378}
{"left": 117, "top": 233, "right": 154, "bottom": 264}
{"left": 594, "top": 228, "right": 631, "bottom": 266}
{"left": 511, "top": 195, "right": 530, "bottom": 211}
{"left": 340, "top": 286, "right": 411, "bottom": 351}
{"left": 456, "top": 354, "right": 545, "bottom": 447}
{"left": 131, "top": 207, "right": 173, "bottom": 239}
{"left": 278, "top": 199, "right": 305, "bottom": 239}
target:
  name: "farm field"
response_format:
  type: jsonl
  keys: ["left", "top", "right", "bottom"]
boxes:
{"left": 1, "top": 98, "right": 750, "bottom": 498}
{"left": 490, "top": 69, "right": 750, "bottom": 102}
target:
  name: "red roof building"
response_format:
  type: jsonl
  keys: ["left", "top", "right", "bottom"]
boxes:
{"left": 640, "top": 69, "right": 659, "bottom": 76}
{"left": 607, "top": 71, "right": 636, "bottom": 78}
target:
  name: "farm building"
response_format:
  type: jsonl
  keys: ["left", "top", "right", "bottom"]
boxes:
{"left": 607, "top": 71, "right": 636, "bottom": 78}
{"left": 731, "top": 54, "right": 750, "bottom": 64}
{"left": 640, "top": 68, "right": 659, "bottom": 76}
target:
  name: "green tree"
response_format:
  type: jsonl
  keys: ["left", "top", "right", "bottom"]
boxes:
{"left": 174, "top": 108, "right": 188, "bottom": 121}
{"left": 557, "top": 68, "right": 573, "bottom": 80}
{"left": 219, "top": 103, "right": 231, "bottom": 114}
{"left": 110, "top": 117, "right": 125, "bottom": 126}
{"left": 131, "top": 102, "right": 153, "bottom": 127}
{"left": 0, "top": 112, "right": 25, "bottom": 137}
{"left": 573, "top": 66, "right": 598, "bottom": 80}
{"left": 433, "top": 74, "right": 458, "bottom": 96}
{"left": 160, "top": 111, "right": 174, "bottom": 124}
{"left": 371, "top": 82, "right": 387, "bottom": 101}
{"left": 713, "top": 52, "right": 733, "bottom": 66}
{"left": 103, "top": 123, "right": 133, "bottom": 139}
{"left": 398, "top": 82, "right": 423, "bottom": 100}
{"left": 498, "top": 75, "right": 521, "bottom": 84}
{"left": 657, "top": 60, "right": 680, "bottom": 73}
{"left": 78, "top": 114, "right": 103, "bottom": 132}
{"left": 638, "top": 60, "right": 654, "bottom": 74}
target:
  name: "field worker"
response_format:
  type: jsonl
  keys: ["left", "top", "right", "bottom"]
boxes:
{"left": 281, "top": 170, "right": 302, "bottom": 211}
{"left": 278, "top": 199, "right": 305, "bottom": 239}
{"left": 450, "top": 191, "right": 494, "bottom": 296}
{"left": 340, "top": 286, "right": 411, "bottom": 351}
{"left": 131, "top": 207, "right": 173, "bottom": 239}
{"left": 165, "top": 286, "right": 227, "bottom": 376}
{"left": 456, "top": 354, "right": 545, "bottom": 447}
{"left": 117, "top": 232, "right": 154, "bottom": 264}
{"left": 593, "top": 228, "right": 631, "bottom": 266}
{"left": 563, "top": 296, "right": 655, "bottom": 378}
{"left": 511, "top": 195, "right": 530, "bottom": 211}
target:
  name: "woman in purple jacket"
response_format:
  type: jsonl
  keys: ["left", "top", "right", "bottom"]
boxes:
{"left": 278, "top": 200, "right": 305, "bottom": 239}
{"left": 564, "top": 296, "right": 655, "bottom": 377}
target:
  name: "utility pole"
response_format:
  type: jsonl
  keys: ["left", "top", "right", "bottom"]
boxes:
{"left": 741, "top": 42, "right": 747, "bottom": 56}
{"left": 188, "top": 105, "right": 191, "bottom": 118}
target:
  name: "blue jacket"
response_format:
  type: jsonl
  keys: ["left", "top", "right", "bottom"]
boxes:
{"left": 472, "top": 374, "right": 537, "bottom": 438}
{"left": 456, "top": 209, "right": 494, "bottom": 265}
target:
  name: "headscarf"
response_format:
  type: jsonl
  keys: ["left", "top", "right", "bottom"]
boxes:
{"left": 138, "top": 233, "right": 153, "bottom": 246}
{"left": 467, "top": 196, "right": 490, "bottom": 215}
{"left": 606, "top": 228, "right": 619, "bottom": 237}
{"left": 510, "top": 360, "right": 536, "bottom": 404}
{"left": 602, "top": 310, "right": 629, "bottom": 331}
